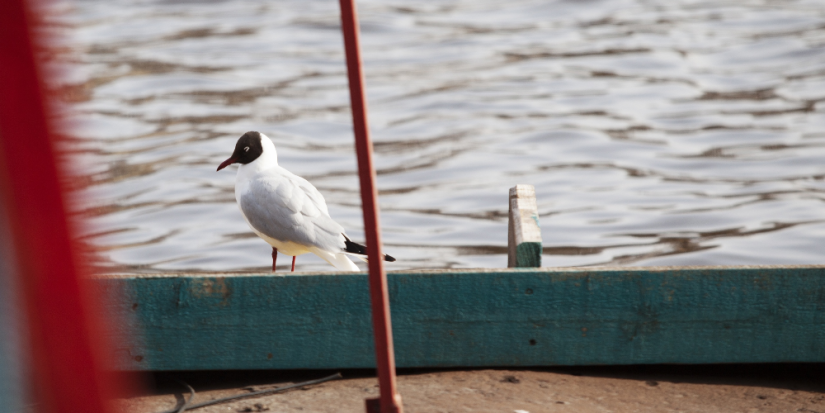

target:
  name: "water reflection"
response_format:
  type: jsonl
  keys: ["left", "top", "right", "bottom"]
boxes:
{"left": 48, "top": 0, "right": 825, "bottom": 272}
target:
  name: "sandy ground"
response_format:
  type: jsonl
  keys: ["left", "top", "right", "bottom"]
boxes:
{"left": 117, "top": 365, "right": 825, "bottom": 413}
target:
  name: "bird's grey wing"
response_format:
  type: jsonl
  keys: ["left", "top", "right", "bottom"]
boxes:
{"left": 239, "top": 172, "right": 345, "bottom": 252}
{"left": 293, "top": 175, "right": 331, "bottom": 216}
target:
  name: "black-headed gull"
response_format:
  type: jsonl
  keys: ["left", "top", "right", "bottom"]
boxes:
{"left": 217, "top": 131, "right": 395, "bottom": 272}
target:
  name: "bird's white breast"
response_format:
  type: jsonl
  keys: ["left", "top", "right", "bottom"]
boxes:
{"left": 234, "top": 146, "right": 278, "bottom": 202}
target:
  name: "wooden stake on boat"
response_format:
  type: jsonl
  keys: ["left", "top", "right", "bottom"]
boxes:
{"left": 508, "top": 185, "right": 542, "bottom": 268}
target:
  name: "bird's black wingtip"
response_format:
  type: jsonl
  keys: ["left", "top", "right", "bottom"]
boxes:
{"left": 343, "top": 234, "right": 397, "bottom": 262}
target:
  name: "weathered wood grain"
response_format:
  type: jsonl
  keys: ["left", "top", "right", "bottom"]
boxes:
{"left": 100, "top": 265, "right": 825, "bottom": 371}
{"left": 508, "top": 185, "right": 542, "bottom": 268}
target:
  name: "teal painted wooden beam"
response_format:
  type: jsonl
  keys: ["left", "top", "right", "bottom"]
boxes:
{"left": 100, "top": 265, "right": 825, "bottom": 371}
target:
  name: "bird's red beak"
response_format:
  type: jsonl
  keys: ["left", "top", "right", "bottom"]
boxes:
{"left": 217, "top": 156, "right": 237, "bottom": 171}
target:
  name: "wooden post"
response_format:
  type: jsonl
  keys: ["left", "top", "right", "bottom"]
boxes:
{"left": 508, "top": 185, "right": 542, "bottom": 268}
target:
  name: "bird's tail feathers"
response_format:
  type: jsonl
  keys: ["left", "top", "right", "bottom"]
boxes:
{"left": 311, "top": 248, "right": 360, "bottom": 271}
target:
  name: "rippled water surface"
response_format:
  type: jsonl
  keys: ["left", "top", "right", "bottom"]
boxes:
{"left": 53, "top": 0, "right": 825, "bottom": 272}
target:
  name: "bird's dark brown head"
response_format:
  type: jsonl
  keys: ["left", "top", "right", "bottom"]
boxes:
{"left": 217, "top": 131, "right": 265, "bottom": 171}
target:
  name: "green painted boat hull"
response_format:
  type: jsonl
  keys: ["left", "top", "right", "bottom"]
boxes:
{"left": 101, "top": 266, "right": 825, "bottom": 371}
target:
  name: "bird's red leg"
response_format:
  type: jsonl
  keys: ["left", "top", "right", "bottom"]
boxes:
{"left": 291, "top": 256, "right": 296, "bottom": 272}
{"left": 271, "top": 247, "right": 277, "bottom": 272}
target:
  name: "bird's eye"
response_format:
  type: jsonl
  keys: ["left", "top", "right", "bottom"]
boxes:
{"left": 244, "top": 146, "right": 250, "bottom": 152}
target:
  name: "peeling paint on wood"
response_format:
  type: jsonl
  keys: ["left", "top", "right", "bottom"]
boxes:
{"left": 508, "top": 184, "right": 541, "bottom": 268}
{"left": 99, "top": 265, "right": 825, "bottom": 371}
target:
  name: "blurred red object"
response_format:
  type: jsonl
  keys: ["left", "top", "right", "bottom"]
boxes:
{"left": 0, "top": 1, "right": 129, "bottom": 412}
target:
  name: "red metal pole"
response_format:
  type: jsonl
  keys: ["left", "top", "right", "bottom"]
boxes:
{"left": 0, "top": 1, "right": 118, "bottom": 412}
{"left": 338, "top": 1, "right": 403, "bottom": 412}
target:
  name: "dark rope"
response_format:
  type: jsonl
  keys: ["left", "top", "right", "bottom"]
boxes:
{"left": 157, "top": 372, "right": 342, "bottom": 413}
{"left": 172, "top": 379, "right": 196, "bottom": 413}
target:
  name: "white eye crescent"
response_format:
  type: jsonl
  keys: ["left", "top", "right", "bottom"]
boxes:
{"left": 244, "top": 146, "right": 250, "bottom": 152}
